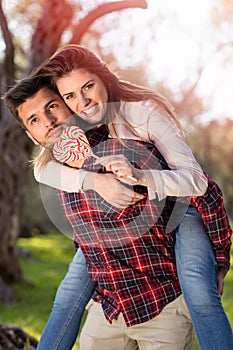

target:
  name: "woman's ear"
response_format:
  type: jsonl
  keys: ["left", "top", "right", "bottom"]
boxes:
{"left": 25, "top": 130, "right": 39, "bottom": 145}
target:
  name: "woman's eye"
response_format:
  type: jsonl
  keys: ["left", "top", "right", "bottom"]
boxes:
{"left": 64, "top": 94, "right": 73, "bottom": 100}
{"left": 83, "top": 83, "right": 94, "bottom": 92}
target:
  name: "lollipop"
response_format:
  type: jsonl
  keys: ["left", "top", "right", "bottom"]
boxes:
{"left": 53, "top": 126, "right": 94, "bottom": 164}
{"left": 53, "top": 125, "right": 137, "bottom": 182}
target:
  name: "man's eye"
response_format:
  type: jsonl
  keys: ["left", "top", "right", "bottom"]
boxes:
{"left": 31, "top": 117, "right": 39, "bottom": 124}
{"left": 48, "top": 103, "right": 58, "bottom": 111}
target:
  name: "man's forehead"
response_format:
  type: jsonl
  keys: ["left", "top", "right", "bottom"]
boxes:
{"left": 18, "top": 87, "right": 62, "bottom": 121}
{"left": 35, "top": 87, "right": 61, "bottom": 101}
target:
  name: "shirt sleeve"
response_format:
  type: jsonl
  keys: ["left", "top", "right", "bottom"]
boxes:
{"left": 34, "top": 160, "right": 88, "bottom": 193}
{"left": 190, "top": 175, "right": 232, "bottom": 269}
{"left": 119, "top": 101, "right": 208, "bottom": 200}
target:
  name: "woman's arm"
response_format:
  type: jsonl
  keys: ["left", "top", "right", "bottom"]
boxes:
{"left": 34, "top": 100, "right": 207, "bottom": 201}
{"left": 118, "top": 101, "right": 208, "bottom": 200}
{"left": 34, "top": 160, "right": 87, "bottom": 193}
{"left": 34, "top": 160, "right": 143, "bottom": 208}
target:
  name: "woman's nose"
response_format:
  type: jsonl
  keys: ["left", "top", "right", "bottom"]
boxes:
{"left": 78, "top": 93, "right": 91, "bottom": 108}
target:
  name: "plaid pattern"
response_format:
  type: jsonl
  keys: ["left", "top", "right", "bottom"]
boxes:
{"left": 59, "top": 124, "right": 232, "bottom": 326}
{"left": 190, "top": 175, "right": 232, "bottom": 269}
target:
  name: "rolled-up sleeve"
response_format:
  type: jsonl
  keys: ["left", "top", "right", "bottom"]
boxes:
{"left": 34, "top": 160, "right": 87, "bottom": 193}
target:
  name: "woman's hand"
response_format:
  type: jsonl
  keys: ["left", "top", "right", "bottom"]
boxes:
{"left": 83, "top": 172, "right": 144, "bottom": 208}
{"left": 95, "top": 155, "right": 148, "bottom": 187}
{"left": 217, "top": 267, "right": 228, "bottom": 296}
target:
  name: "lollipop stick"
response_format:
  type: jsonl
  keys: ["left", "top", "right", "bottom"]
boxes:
{"left": 93, "top": 154, "right": 137, "bottom": 183}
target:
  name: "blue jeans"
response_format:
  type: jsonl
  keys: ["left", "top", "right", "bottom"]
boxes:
{"left": 36, "top": 248, "right": 95, "bottom": 350}
{"left": 37, "top": 207, "right": 232, "bottom": 350}
{"left": 175, "top": 206, "right": 233, "bottom": 350}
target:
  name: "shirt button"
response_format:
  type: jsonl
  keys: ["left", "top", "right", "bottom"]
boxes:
{"left": 107, "top": 265, "right": 112, "bottom": 269}
{"left": 87, "top": 214, "right": 92, "bottom": 218}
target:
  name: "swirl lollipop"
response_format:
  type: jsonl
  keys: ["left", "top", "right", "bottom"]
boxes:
{"left": 53, "top": 125, "right": 137, "bottom": 181}
{"left": 53, "top": 126, "right": 94, "bottom": 166}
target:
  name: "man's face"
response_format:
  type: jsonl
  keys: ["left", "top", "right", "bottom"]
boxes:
{"left": 18, "top": 87, "right": 75, "bottom": 147}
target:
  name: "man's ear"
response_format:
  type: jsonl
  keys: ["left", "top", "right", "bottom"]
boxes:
{"left": 25, "top": 130, "right": 39, "bottom": 145}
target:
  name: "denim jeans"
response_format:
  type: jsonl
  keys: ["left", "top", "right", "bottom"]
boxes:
{"left": 175, "top": 206, "right": 233, "bottom": 350}
{"left": 36, "top": 248, "right": 95, "bottom": 350}
{"left": 37, "top": 206, "right": 232, "bottom": 350}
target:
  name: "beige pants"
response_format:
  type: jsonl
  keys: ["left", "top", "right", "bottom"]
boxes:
{"left": 79, "top": 295, "right": 194, "bottom": 350}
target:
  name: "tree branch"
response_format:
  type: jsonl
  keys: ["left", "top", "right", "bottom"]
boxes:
{"left": 27, "top": 0, "right": 73, "bottom": 73}
{"left": 70, "top": 0, "right": 148, "bottom": 44}
{"left": 0, "top": 1, "right": 15, "bottom": 89}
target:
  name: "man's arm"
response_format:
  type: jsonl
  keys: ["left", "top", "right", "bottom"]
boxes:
{"left": 34, "top": 161, "right": 144, "bottom": 208}
{"left": 82, "top": 172, "right": 144, "bottom": 208}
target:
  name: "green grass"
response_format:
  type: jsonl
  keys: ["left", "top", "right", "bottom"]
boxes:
{"left": 0, "top": 232, "right": 80, "bottom": 349}
{"left": 0, "top": 231, "right": 232, "bottom": 350}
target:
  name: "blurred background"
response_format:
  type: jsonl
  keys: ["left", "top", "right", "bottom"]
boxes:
{"left": 0, "top": 0, "right": 232, "bottom": 348}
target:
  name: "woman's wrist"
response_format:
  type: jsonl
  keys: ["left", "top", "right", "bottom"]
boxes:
{"left": 82, "top": 172, "right": 95, "bottom": 191}
{"left": 132, "top": 169, "right": 148, "bottom": 187}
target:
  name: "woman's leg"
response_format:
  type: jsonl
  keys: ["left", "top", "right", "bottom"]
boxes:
{"left": 175, "top": 206, "right": 233, "bottom": 350}
{"left": 37, "top": 248, "right": 96, "bottom": 350}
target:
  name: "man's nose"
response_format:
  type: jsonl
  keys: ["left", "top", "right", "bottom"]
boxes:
{"left": 43, "top": 114, "right": 56, "bottom": 127}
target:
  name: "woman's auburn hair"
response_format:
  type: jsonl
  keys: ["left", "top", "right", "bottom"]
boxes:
{"left": 32, "top": 44, "right": 180, "bottom": 126}
{"left": 32, "top": 44, "right": 182, "bottom": 169}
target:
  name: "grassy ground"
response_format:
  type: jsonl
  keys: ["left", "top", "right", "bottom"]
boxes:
{"left": 0, "top": 231, "right": 232, "bottom": 350}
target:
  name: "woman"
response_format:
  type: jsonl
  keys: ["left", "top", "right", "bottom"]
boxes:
{"left": 31, "top": 45, "right": 232, "bottom": 350}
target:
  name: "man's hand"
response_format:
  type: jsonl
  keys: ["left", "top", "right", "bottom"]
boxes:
{"left": 217, "top": 267, "right": 228, "bottom": 296}
{"left": 83, "top": 172, "right": 144, "bottom": 208}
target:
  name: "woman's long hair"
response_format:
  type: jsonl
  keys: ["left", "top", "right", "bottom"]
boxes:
{"left": 32, "top": 44, "right": 181, "bottom": 128}
{"left": 32, "top": 45, "right": 182, "bottom": 168}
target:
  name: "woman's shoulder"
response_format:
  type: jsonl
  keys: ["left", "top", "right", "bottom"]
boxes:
{"left": 119, "top": 100, "right": 159, "bottom": 124}
{"left": 120, "top": 100, "right": 156, "bottom": 112}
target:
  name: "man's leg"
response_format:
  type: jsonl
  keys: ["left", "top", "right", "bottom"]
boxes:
{"left": 175, "top": 206, "right": 233, "bottom": 350}
{"left": 79, "top": 301, "right": 138, "bottom": 350}
{"left": 80, "top": 296, "right": 193, "bottom": 350}
{"left": 127, "top": 295, "right": 194, "bottom": 350}
{"left": 37, "top": 248, "right": 95, "bottom": 350}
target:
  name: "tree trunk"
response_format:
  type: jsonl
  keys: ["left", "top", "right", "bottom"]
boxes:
{"left": 0, "top": 324, "right": 38, "bottom": 349}
{"left": 0, "top": 2, "right": 30, "bottom": 291}
{"left": 0, "top": 110, "right": 32, "bottom": 284}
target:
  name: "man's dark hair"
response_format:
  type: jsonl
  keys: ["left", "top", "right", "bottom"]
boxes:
{"left": 3, "top": 75, "right": 58, "bottom": 127}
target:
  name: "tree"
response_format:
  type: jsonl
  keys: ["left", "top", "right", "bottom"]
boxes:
{"left": 188, "top": 118, "right": 233, "bottom": 218}
{"left": 0, "top": 0, "right": 148, "bottom": 301}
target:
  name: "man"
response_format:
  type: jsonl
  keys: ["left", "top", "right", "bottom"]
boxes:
{"left": 4, "top": 75, "right": 195, "bottom": 350}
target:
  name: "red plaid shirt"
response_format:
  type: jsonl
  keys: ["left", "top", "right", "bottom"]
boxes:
{"left": 58, "top": 124, "right": 232, "bottom": 326}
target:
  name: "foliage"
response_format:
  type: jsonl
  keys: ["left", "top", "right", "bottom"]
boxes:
{"left": 0, "top": 231, "right": 232, "bottom": 350}
{"left": 187, "top": 118, "right": 233, "bottom": 219}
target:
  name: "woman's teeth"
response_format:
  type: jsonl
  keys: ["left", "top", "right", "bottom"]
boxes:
{"left": 83, "top": 105, "right": 97, "bottom": 115}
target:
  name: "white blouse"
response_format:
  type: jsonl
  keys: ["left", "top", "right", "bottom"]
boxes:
{"left": 34, "top": 100, "right": 208, "bottom": 200}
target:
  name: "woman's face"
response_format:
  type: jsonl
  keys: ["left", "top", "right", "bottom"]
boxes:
{"left": 56, "top": 68, "right": 108, "bottom": 126}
